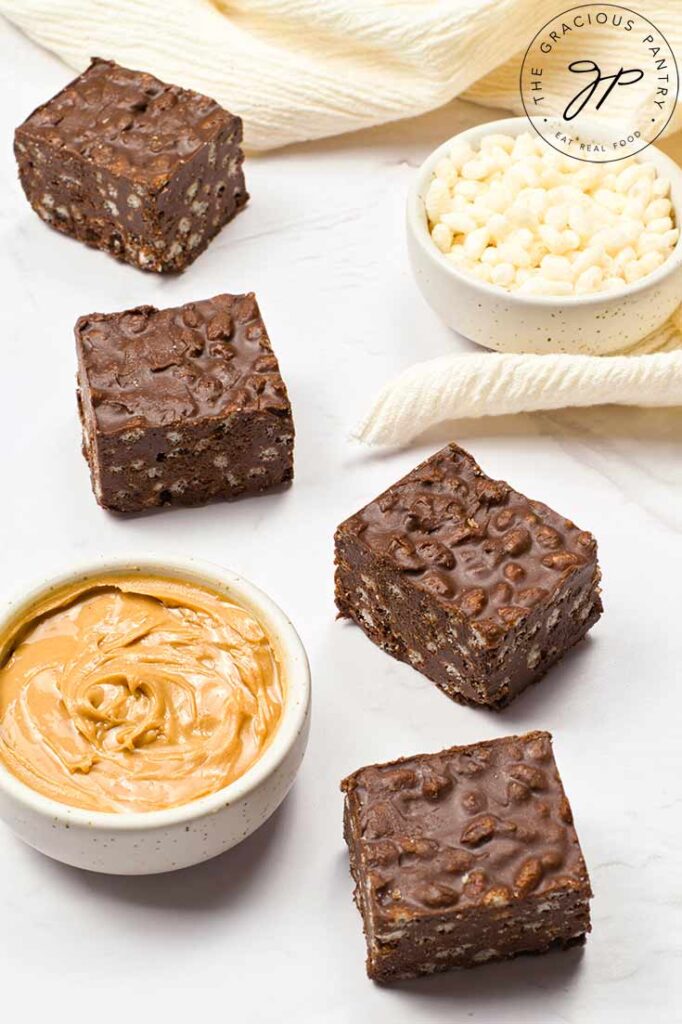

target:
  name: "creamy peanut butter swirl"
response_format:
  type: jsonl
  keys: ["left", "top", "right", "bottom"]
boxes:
{"left": 0, "top": 575, "right": 284, "bottom": 813}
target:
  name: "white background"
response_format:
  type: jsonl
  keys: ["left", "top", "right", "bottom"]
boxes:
{"left": 1, "top": 17, "right": 680, "bottom": 1024}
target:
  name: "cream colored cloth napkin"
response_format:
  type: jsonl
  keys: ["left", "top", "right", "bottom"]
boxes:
{"left": 1, "top": 0, "right": 680, "bottom": 151}
{"left": 354, "top": 308, "right": 682, "bottom": 446}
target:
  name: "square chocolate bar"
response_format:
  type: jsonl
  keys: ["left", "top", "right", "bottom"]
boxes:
{"left": 15, "top": 58, "right": 247, "bottom": 272}
{"left": 335, "top": 443, "right": 602, "bottom": 708}
{"left": 76, "top": 293, "right": 294, "bottom": 512}
{"left": 341, "top": 731, "right": 592, "bottom": 982}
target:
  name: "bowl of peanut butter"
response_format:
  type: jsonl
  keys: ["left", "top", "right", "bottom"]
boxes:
{"left": 0, "top": 557, "right": 311, "bottom": 874}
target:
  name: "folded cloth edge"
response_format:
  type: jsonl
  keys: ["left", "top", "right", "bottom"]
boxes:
{"left": 353, "top": 348, "right": 682, "bottom": 447}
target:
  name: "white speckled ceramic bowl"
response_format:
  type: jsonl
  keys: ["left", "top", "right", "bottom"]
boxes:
{"left": 0, "top": 557, "right": 311, "bottom": 875}
{"left": 407, "top": 116, "right": 682, "bottom": 355}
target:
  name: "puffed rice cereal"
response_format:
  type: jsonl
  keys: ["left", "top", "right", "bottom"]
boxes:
{"left": 425, "top": 132, "right": 678, "bottom": 296}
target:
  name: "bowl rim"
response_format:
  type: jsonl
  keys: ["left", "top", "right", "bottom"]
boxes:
{"left": 407, "top": 115, "right": 682, "bottom": 306}
{"left": 0, "top": 555, "right": 311, "bottom": 831}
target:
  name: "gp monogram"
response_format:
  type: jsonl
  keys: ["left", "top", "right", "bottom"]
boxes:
{"left": 520, "top": 4, "right": 679, "bottom": 162}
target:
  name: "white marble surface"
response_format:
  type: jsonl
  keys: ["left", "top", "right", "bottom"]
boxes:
{"left": 1, "top": 17, "right": 681, "bottom": 1024}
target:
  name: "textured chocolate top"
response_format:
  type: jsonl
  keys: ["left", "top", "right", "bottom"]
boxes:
{"left": 342, "top": 732, "right": 590, "bottom": 923}
{"left": 76, "top": 293, "right": 291, "bottom": 432}
{"left": 17, "top": 58, "right": 238, "bottom": 186}
{"left": 338, "top": 444, "right": 598, "bottom": 644}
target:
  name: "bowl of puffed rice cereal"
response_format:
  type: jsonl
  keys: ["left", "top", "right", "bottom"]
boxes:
{"left": 407, "top": 117, "right": 682, "bottom": 355}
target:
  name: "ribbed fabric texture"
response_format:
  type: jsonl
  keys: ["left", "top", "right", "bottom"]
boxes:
{"left": 354, "top": 308, "right": 682, "bottom": 446}
{"left": 1, "top": 0, "right": 680, "bottom": 150}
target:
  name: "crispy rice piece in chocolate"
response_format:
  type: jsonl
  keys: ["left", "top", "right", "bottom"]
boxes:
{"left": 75, "top": 293, "right": 294, "bottom": 512}
{"left": 341, "top": 731, "right": 592, "bottom": 982}
{"left": 14, "top": 57, "right": 247, "bottom": 272}
{"left": 334, "top": 443, "right": 602, "bottom": 709}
